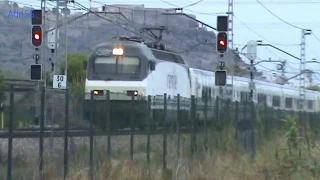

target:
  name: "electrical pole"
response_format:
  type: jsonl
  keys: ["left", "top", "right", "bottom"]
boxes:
{"left": 245, "top": 40, "right": 257, "bottom": 101}
{"left": 54, "top": 0, "right": 59, "bottom": 75}
{"left": 249, "top": 58, "right": 254, "bottom": 101}
{"left": 41, "top": 0, "right": 47, "bottom": 127}
{"left": 227, "top": 0, "right": 234, "bottom": 85}
{"left": 64, "top": 1, "right": 68, "bottom": 77}
{"left": 281, "top": 60, "right": 286, "bottom": 80}
{"left": 299, "top": 29, "right": 311, "bottom": 110}
{"left": 227, "top": 0, "right": 233, "bottom": 50}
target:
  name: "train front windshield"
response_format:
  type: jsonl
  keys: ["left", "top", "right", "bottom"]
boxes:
{"left": 94, "top": 56, "right": 140, "bottom": 75}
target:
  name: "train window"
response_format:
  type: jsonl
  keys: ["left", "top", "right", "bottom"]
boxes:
{"left": 151, "top": 49, "right": 176, "bottom": 63}
{"left": 201, "top": 88, "right": 204, "bottom": 98}
{"left": 117, "top": 57, "right": 140, "bottom": 74}
{"left": 94, "top": 57, "right": 140, "bottom": 74}
{"left": 307, "top": 100, "right": 314, "bottom": 110}
{"left": 94, "top": 57, "right": 116, "bottom": 73}
{"left": 202, "top": 87, "right": 206, "bottom": 101}
{"left": 285, "top": 98, "right": 293, "bottom": 108}
{"left": 272, "top": 96, "right": 280, "bottom": 107}
{"left": 258, "top": 94, "right": 266, "bottom": 104}
{"left": 296, "top": 99, "right": 303, "bottom": 109}
{"left": 226, "top": 89, "right": 233, "bottom": 96}
{"left": 174, "top": 55, "right": 185, "bottom": 64}
{"left": 240, "top": 91, "right": 248, "bottom": 102}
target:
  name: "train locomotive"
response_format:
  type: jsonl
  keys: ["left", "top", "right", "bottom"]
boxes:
{"left": 83, "top": 36, "right": 320, "bottom": 130}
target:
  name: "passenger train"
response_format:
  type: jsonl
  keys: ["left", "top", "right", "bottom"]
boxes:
{"left": 83, "top": 37, "right": 320, "bottom": 130}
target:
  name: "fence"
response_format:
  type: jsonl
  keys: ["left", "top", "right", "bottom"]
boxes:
{"left": 0, "top": 84, "right": 319, "bottom": 179}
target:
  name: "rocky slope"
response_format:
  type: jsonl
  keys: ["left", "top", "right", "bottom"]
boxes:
{"left": 0, "top": 2, "right": 260, "bottom": 79}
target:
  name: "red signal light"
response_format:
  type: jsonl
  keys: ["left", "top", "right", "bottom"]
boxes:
{"left": 219, "top": 39, "right": 225, "bottom": 46}
{"left": 34, "top": 33, "right": 40, "bottom": 40}
{"left": 216, "top": 32, "right": 228, "bottom": 54}
{"left": 31, "top": 26, "right": 42, "bottom": 47}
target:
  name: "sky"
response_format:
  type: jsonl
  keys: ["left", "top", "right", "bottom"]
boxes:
{"left": 7, "top": 0, "right": 320, "bottom": 85}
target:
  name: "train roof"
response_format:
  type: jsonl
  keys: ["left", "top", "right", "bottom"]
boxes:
{"left": 231, "top": 76, "right": 318, "bottom": 94}
{"left": 93, "top": 37, "right": 187, "bottom": 65}
{"left": 94, "top": 39, "right": 147, "bottom": 49}
{"left": 189, "top": 68, "right": 319, "bottom": 95}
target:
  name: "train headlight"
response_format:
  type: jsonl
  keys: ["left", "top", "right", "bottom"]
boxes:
{"left": 113, "top": 48, "right": 124, "bottom": 56}
{"left": 134, "top": 91, "right": 138, "bottom": 96}
{"left": 127, "top": 90, "right": 138, "bottom": 96}
{"left": 92, "top": 90, "right": 103, "bottom": 95}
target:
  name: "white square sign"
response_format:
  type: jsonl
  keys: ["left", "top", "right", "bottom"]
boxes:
{"left": 53, "top": 75, "right": 67, "bottom": 89}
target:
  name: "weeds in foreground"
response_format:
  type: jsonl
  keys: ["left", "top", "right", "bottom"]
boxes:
{"left": 0, "top": 115, "right": 320, "bottom": 179}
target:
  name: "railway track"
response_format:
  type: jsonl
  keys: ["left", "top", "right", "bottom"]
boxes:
{"left": 0, "top": 127, "right": 192, "bottom": 138}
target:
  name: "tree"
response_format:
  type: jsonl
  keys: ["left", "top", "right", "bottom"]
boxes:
{"left": 306, "top": 85, "right": 320, "bottom": 92}
{"left": 59, "top": 52, "right": 88, "bottom": 105}
{"left": 60, "top": 52, "right": 87, "bottom": 84}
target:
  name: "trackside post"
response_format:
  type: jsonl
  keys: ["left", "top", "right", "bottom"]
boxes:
{"left": 39, "top": 85, "right": 45, "bottom": 179}
{"left": 147, "top": 95, "right": 151, "bottom": 163}
{"left": 7, "top": 85, "right": 14, "bottom": 180}
{"left": 130, "top": 95, "right": 134, "bottom": 160}
{"left": 63, "top": 88, "right": 70, "bottom": 180}
{"left": 190, "top": 95, "right": 196, "bottom": 155}
{"left": 106, "top": 90, "right": 111, "bottom": 158}
{"left": 204, "top": 91, "right": 208, "bottom": 151}
{"left": 235, "top": 101, "right": 239, "bottom": 140}
{"left": 177, "top": 94, "right": 180, "bottom": 158}
{"left": 163, "top": 93, "right": 167, "bottom": 169}
{"left": 89, "top": 91, "right": 94, "bottom": 180}
{"left": 250, "top": 101, "right": 256, "bottom": 159}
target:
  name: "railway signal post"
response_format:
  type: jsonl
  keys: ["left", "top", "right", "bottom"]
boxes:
{"left": 31, "top": 9, "right": 44, "bottom": 134}
{"left": 215, "top": 16, "right": 229, "bottom": 86}
{"left": 31, "top": 9, "right": 43, "bottom": 79}
{"left": 247, "top": 40, "right": 257, "bottom": 101}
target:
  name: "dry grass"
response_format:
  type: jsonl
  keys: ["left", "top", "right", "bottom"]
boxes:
{"left": 1, "top": 126, "right": 320, "bottom": 180}
{"left": 62, "top": 135, "right": 320, "bottom": 180}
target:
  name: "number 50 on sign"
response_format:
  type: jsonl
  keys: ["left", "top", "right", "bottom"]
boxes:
{"left": 53, "top": 75, "right": 67, "bottom": 89}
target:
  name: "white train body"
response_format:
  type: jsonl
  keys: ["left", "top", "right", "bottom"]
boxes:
{"left": 84, "top": 37, "right": 320, "bottom": 129}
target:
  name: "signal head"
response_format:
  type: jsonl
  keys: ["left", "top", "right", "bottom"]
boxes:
{"left": 34, "top": 33, "right": 40, "bottom": 40}
{"left": 31, "top": 26, "right": 42, "bottom": 47}
{"left": 219, "top": 39, "right": 226, "bottom": 46}
{"left": 216, "top": 32, "right": 228, "bottom": 54}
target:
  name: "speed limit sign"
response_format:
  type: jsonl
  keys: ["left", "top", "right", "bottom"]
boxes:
{"left": 53, "top": 75, "right": 67, "bottom": 89}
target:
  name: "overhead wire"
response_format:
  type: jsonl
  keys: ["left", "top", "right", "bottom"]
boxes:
{"left": 305, "top": 44, "right": 320, "bottom": 59}
{"left": 233, "top": 15, "right": 299, "bottom": 46}
{"left": 87, "top": 1, "right": 148, "bottom": 28}
{"left": 88, "top": 0, "right": 217, "bottom": 59}
{"left": 160, "top": 0, "right": 299, "bottom": 47}
{"left": 159, "top": 0, "right": 224, "bottom": 15}
{"left": 70, "top": 0, "right": 320, "bottom": 5}
{"left": 155, "top": 1, "right": 309, "bottom": 74}
{"left": 9, "top": 0, "right": 312, "bottom": 77}
{"left": 250, "top": 1, "right": 320, "bottom": 60}
{"left": 73, "top": 2, "right": 155, "bottom": 42}
{"left": 181, "top": 0, "right": 204, "bottom": 8}
{"left": 312, "top": 33, "right": 320, "bottom": 42}
{"left": 256, "top": 0, "right": 304, "bottom": 30}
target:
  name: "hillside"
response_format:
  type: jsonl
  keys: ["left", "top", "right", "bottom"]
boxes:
{"left": 0, "top": 2, "right": 262, "bottom": 79}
